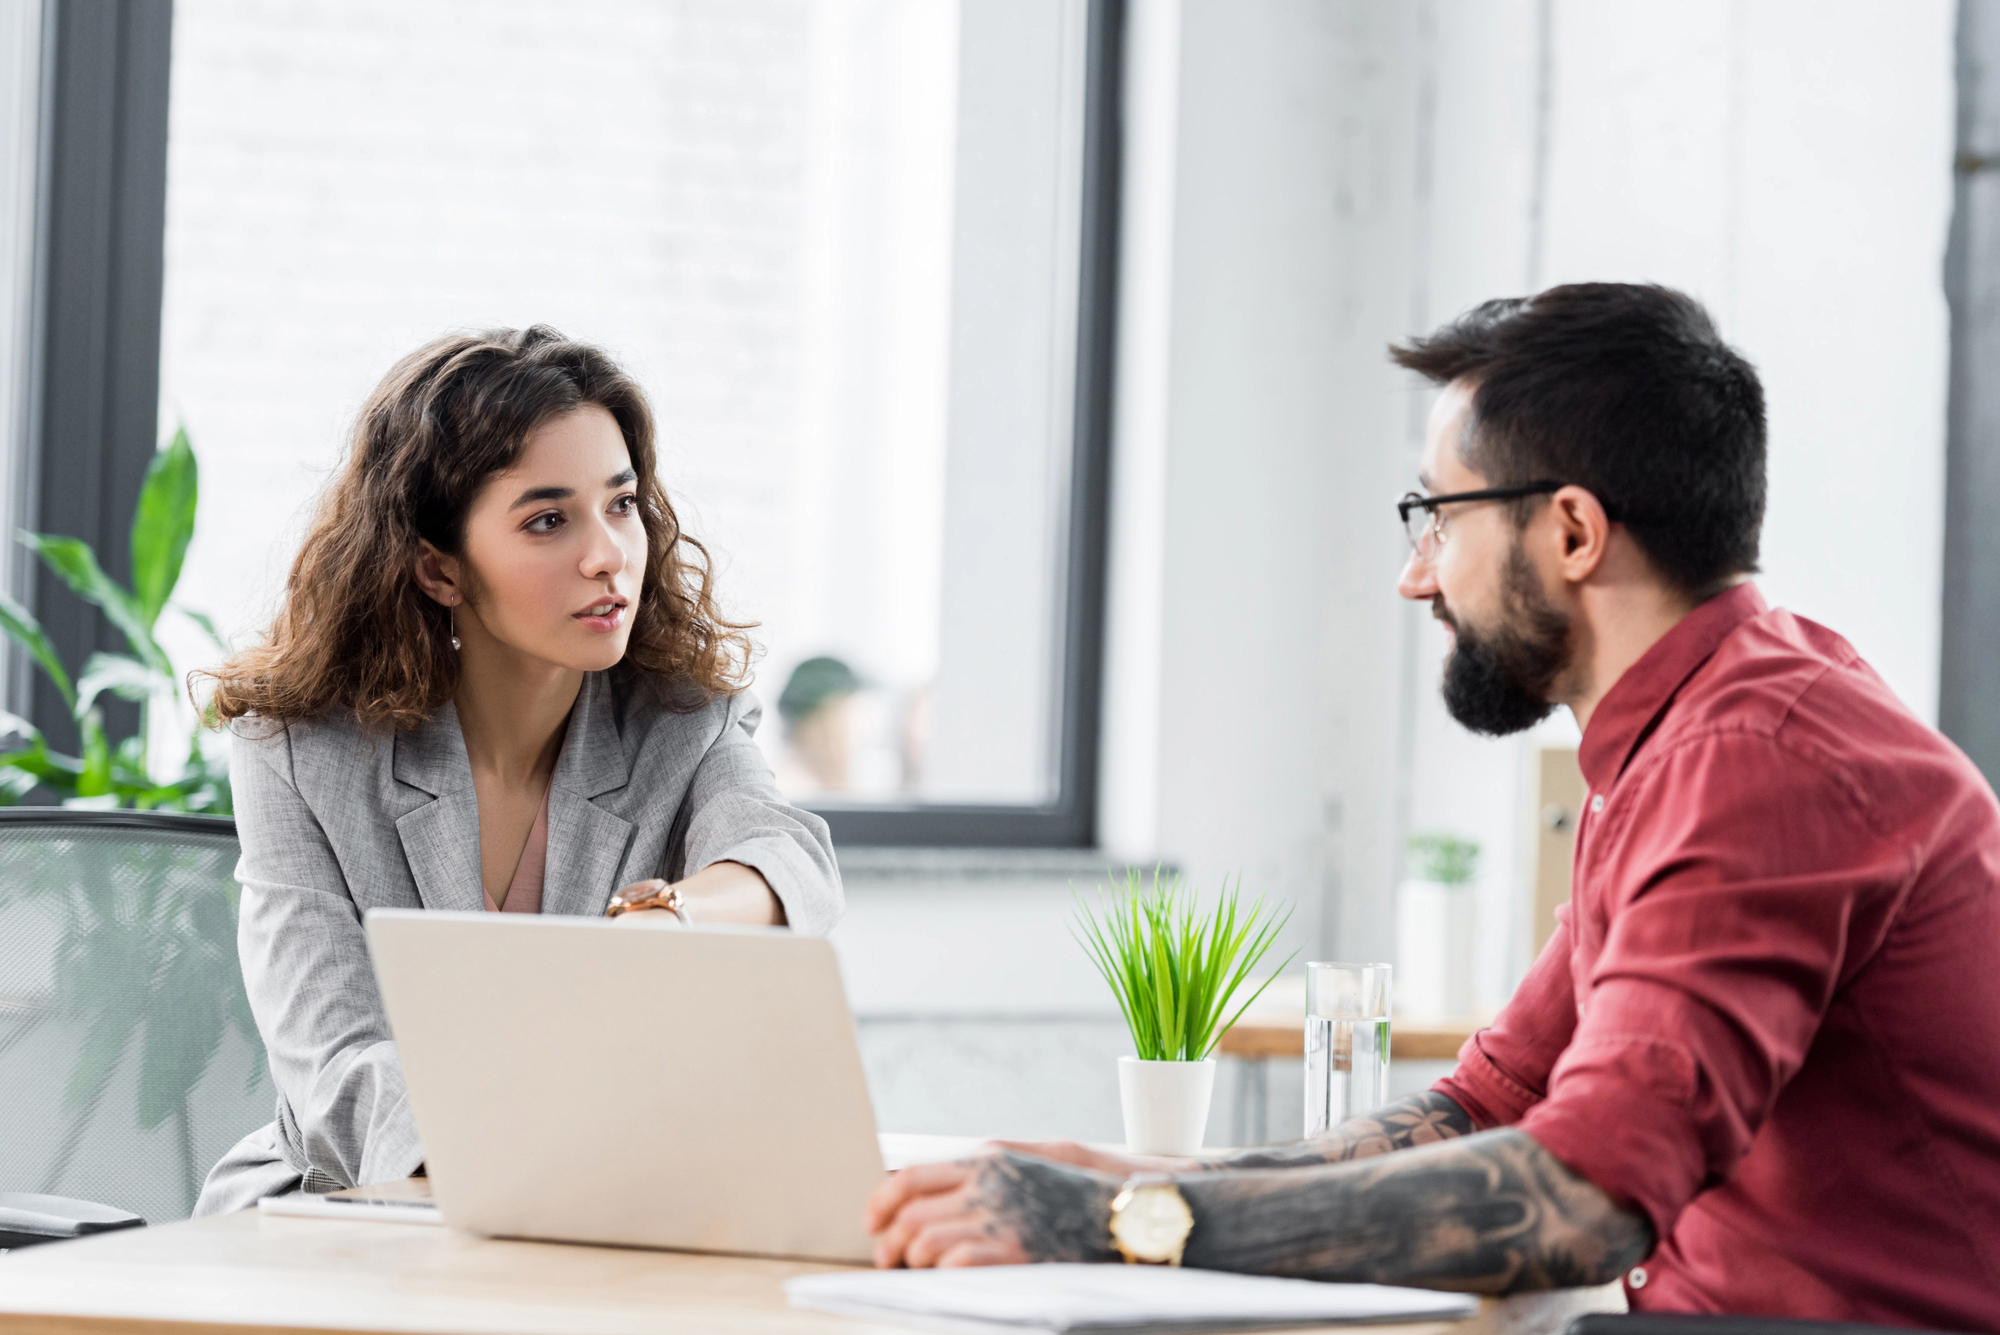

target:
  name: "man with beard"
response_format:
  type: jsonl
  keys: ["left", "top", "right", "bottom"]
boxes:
{"left": 865, "top": 284, "right": 2000, "bottom": 1329}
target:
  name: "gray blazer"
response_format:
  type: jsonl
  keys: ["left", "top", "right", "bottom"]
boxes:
{"left": 193, "top": 673, "right": 841, "bottom": 1216}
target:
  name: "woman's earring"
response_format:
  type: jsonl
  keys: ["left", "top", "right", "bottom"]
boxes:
{"left": 449, "top": 609, "right": 461, "bottom": 652}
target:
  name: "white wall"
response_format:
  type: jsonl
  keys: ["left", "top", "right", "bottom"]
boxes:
{"left": 846, "top": 0, "right": 1431, "bottom": 999}
{"left": 1540, "top": 0, "right": 1955, "bottom": 721}
{"left": 1400, "top": 0, "right": 1956, "bottom": 1001}
{"left": 1100, "top": 0, "right": 1424, "bottom": 973}
{"left": 1150, "top": 0, "right": 1422, "bottom": 973}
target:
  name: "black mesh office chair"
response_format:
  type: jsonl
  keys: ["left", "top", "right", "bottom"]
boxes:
{"left": 0, "top": 808, "right": 270, "bottom": 1244}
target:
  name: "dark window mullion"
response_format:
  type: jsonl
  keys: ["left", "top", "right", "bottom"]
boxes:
{"left": 28, "top": 0, "right": 174, "bottom": 754}
{"left": 817, "top": 0, "right": 1124, "bottom": 850}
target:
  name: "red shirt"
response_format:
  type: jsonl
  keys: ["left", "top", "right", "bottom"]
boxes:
{"left": 1434, "top": 583, "right": 2000, "bottom": 1328}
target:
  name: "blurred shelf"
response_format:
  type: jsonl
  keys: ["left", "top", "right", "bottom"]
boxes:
{"left": 1216, "top": 1013, "right": 1481, "bottom": 1062}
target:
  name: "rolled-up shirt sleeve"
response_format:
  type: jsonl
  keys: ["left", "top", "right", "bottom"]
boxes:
{"left": 1507, "top": 735, "right": 1910, "bottom": 1241}
{"left": 679, "top": 690, "right": 844, "bottom": 936}
{"left": 1435, "top": 908, "right": 1578, "bottom": 1128}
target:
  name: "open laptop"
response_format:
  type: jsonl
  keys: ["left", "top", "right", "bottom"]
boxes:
{"left": 364, "top": 909, "right": 886, "bottom": 1263}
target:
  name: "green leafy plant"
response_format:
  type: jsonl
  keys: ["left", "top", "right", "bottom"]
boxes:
{"left": 0, "top": 427, "right": 230, "bottom": 813}
{"left": 1072, "top": 868, "right": 1298, "bottom": 1062}
{"left": 1406, "top": 832, "right": 1479, "bottom": 885}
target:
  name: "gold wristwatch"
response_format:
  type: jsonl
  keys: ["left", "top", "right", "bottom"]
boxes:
{"left": 1108, "top": 1174, "right": 1193, "bottom": 1265}
{"left": 605, "top": 881, "right": 690, "bottom": 925}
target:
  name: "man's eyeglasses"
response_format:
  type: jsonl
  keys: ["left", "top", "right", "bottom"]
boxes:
{"left": 1397, "top": 482, "right": 1566, "bottom": 559}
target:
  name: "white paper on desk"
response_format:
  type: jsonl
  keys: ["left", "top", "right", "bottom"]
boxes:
{"left": 785, "top": 1265, "right": 1479, "bottom": 1334}
{"left": 257, "top": 1193, "right": 444, "bottom": 1226}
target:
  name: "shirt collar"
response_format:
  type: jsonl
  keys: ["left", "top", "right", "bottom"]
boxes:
{"left": 1576, "top": 581, "right": 1767, "bottom": 791}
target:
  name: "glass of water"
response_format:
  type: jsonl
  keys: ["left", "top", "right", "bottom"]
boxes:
{"left": 1304, "top": 961, "right": 1393, "bottom": 1138}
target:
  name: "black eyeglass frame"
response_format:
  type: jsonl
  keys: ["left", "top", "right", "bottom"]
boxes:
{"left": 1397, "top": 480, "right": 1561, "bottom": 541}
{"left": 1396, "top": 480, "right": 1628, "bottom": 549}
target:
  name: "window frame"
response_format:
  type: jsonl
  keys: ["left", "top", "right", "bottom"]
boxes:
{"left": 812, "top": 0, "right": 1124, "bottom": 849}
{"left": 19, "top": 0, "right": 175, "bottom": 755}
{"left": 31, "top": 0, "right": 1121, "bottom": 846}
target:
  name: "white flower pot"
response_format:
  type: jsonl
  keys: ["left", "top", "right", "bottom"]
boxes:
{"left": 1117, "top": 1057, "right": 1217, "bottom": 1157}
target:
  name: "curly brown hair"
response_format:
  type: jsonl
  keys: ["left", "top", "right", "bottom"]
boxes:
{"left": 204, "top": 326, "right": 753, "bottom": 731}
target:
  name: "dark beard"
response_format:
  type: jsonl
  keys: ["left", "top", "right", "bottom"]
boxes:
{"left": 1437, "top": 541, "right": 1569, "bottom": 737}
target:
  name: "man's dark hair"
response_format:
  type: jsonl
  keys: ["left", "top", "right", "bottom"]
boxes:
{"left": 1390, "top": 283, "right": 1766, "bottom": 596}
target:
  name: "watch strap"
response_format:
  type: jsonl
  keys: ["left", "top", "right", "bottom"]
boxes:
{"left": 605, "top": 881, "right": 690, "bottom": 924}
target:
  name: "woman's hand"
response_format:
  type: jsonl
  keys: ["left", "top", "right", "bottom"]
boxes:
{"left": 679, "top": 860, "right": 786, "bottom": 925}
{"left": 865, "top": 1149, "right": 1120, "bottom": 1269}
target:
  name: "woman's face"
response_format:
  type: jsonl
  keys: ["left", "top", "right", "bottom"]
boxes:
{"left": 436, "top": 404, "right": 648, "bottom": 674}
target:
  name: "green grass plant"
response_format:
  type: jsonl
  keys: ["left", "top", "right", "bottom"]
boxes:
{"left": 1072, "top": 868, "right": 1298, "bottom": 1062}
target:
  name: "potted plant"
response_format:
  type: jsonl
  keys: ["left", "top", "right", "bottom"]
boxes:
{"left": 0, "top": 427, "right": 231, "bottom": 811}
{"left": 1073, "top": 869, "right": 1296, "bottom": 1156}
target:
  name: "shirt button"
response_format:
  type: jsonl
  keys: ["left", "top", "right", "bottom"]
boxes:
{"left": 1590, "top": 795, "right": 1605, "bottom": 814}
{"left": 1628, "top": 1267, "right": 1648, "bottom": 1289}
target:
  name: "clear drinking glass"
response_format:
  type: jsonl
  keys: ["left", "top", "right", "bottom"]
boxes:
{"left": 1304, "top": 962, "right": 1393, "bottom": 1137}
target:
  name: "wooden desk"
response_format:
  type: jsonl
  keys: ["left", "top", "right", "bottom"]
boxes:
{"left": 0, "top": 1205, "right": 1622, "bottom": 1335}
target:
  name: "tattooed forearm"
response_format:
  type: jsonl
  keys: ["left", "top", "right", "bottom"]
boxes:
{"left": 960, "top": 1121, "right": 1645, "bottom": 1290}
{"left": 971, "top": 1151, "right": 1120, "bottom": 1263}
{"left": 1177, "top": 1128, "right": 1652, "bottom": 1293}
{"left": 1194, "top": 1090, "right": 1476, "bottom": 1171}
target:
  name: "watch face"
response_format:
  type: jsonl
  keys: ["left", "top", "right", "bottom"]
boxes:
{"left": 612, "top": 883, "right": 665, "bottom": 912}
{"left": 1111, "top": 1184, "right": 1193, "bottom": 1260}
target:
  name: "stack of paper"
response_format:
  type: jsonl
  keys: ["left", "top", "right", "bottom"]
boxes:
{"left": 786, "top": 1265, "right": 1479, "bottom": 1334}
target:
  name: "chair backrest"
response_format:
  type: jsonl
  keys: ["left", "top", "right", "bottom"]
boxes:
{"left": 0, "top": 808, "right": 269, "bottom": 1224}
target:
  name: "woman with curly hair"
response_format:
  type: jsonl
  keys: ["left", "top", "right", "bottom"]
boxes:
{"left": 193, "top": 327, "right": 840, "bottom": 1214}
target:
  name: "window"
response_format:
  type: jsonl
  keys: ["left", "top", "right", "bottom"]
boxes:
{"left": 149, "top": 0, "right": 1121, "bottom": 844}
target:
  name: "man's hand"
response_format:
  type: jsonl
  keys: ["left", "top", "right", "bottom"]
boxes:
{"left": 865, "top": 1150, "right": 1122, "bottom": 1269}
